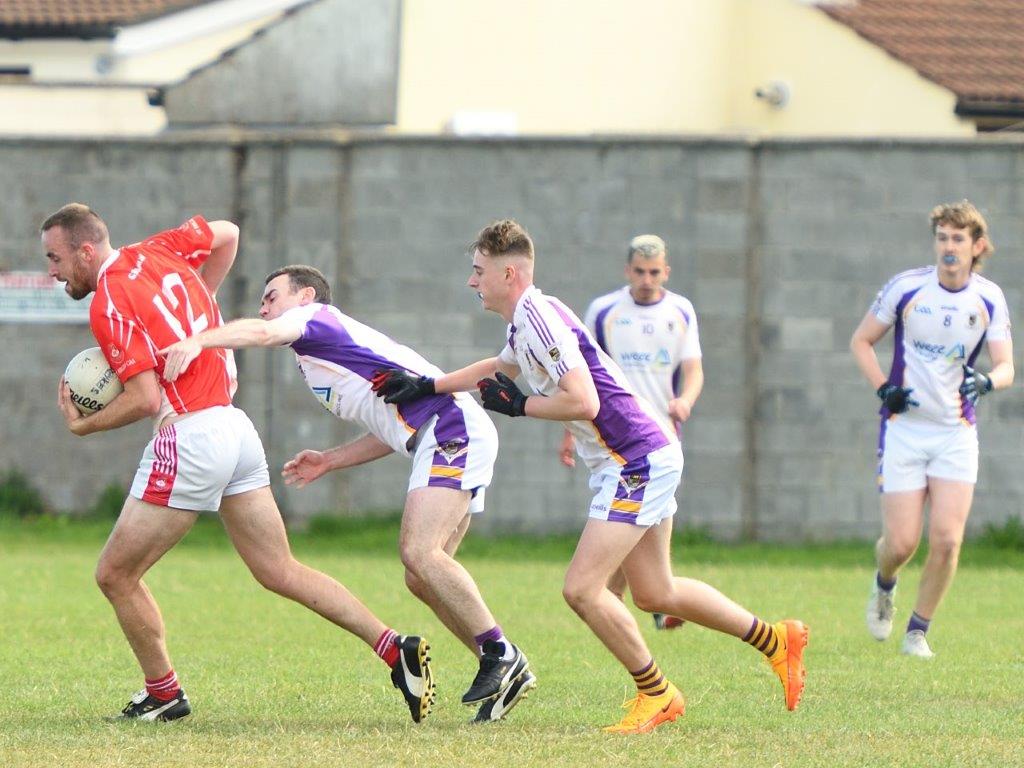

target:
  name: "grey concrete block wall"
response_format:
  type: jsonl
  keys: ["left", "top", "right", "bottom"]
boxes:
{"left": 163, "top": 0, "right": 401, "bottom": 127}
{"left": 3, "top": 135, "right": 1023, "bottom": 541}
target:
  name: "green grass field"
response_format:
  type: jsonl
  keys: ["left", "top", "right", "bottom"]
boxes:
{"left": 1, "top": 517, "right": 1022, "bottom": 768}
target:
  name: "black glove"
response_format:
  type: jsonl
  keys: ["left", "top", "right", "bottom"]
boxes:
{"left": 477, "top": 371, "right": 528, "bottom": 417}
{"left": 959, "top": 364, "right": 993, "bottom": 406}
{"left": 877, "top": 382, "right": 919, "bottom": 414}
{"left": 371, "top": 368, "right": 435, "bottom": 404}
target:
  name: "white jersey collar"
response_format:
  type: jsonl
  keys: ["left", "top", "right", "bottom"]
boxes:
{"left": 96, "top": 249, "right": 120, "bottom": 279}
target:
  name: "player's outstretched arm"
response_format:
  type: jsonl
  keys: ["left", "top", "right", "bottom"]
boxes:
{"left": 479, "top": 366, "right": 598, "bottom": 422}
{"left": 283, "top": 434, "right": 394, "bottom": 487}
{"left": 372, "top": 357, "right": 521, "bottom": 404}
{"left": 435, "top": 357, "right": 518, "bottom": 394}
{"left": 199, "top": 220, "right": 240, "bottom": 295}
{"left": 159, "top": 316, "right": 304, "bottom": 382}
{"left": 58, "top": 369, "right": 162, "bottom": 436}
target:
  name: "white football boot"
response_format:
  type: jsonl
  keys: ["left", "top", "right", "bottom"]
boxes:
{"left": 866, "top": 580, "right": 896, "bottom": 641}
{"left": 900, "top": 630, "right": 935, "bottom": 659}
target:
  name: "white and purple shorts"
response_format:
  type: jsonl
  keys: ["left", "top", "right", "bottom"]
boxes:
{"left": 587, "top": 443, "right": 684, "bottom": 526}
{"left": 408, "top": 398, "right": 497, "bottom": 513}
{"left": 877, "top": 416, "right": 978, "bottom": 493}
{"left": 129, "top": 405, "right": 270, "bottom": 512}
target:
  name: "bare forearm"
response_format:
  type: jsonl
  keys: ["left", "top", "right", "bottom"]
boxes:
{"left": 678, "top": 371, "right": 703, "bottom": 409}
{"left": 524, "top": 389, "right": 598, "bottom": 421}
{"left": 988, "top": 360, "right": 1015, "bottom": 390}
{"left": 72, "top": 391, "right": 156, "bottom": 435}
{"left": 200, "top": 221, "right": 239, "bottom": 294}
{"left": 435, "top": 357, "right": 503, "bottom": 394}
{"left": 850, "top": 338, "right": 887, "bottom": 390}
{"left": 198, "top": 318, "right": 285, "bottom": 350}
{"left": 323, "top": 434, "right": 394, "bottom": 470}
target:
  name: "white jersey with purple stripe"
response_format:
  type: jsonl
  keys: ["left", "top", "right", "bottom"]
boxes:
{"left": 584, "top": 286, "right": 701, "bottom": 434}
{"left": 871, "top": 266, "right": 1010, "bottom": 426}
{"left": 497, "top": 285, "right": 675, "bottom": 472}
{"left": 284, "top": 303, "right": 470, "bottom": 455}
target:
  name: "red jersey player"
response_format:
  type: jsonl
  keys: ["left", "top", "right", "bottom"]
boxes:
{"left": 42, "top": 204, "right": 434, "bottom": 724}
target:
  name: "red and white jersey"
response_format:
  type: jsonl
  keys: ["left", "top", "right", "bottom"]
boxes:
{"left": 90, "top": 216, "right": 235, "bottom": 422}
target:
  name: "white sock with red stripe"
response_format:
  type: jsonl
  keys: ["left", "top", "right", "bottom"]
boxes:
{"left": 145, "top": 669, "right": 180, "bottom": 702}
{"left": 374, "top": 628, "right": 400, "bottom": 667}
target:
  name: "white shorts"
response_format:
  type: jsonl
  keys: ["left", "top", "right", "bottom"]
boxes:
{"left": 408, "top": 399, "right": 498, "bottom": 514}
{"left": 130, "top": 405, "right": 270, "bottom": 512}
{"left": 588, "top": 443, "right": 684, "bottom": 526}
{"left": 877, "top": 417, "right": 978, "bottom": 493}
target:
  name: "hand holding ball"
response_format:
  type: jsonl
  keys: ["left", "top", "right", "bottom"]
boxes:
{"left": 63, "top": 347, "right": 123, "bottom": 415}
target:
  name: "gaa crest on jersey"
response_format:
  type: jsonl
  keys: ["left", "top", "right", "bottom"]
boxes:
{"left": 108, "top": 343, "right": 122, "bottom": 361}
{"left": 967, "top": 313, "right": 978, "bottom": 329}
{"left": 547, "top": 345, "right": 561, "bottom": 363}
{"left": 436, "top": 439, "right": 469, "bottom": 464}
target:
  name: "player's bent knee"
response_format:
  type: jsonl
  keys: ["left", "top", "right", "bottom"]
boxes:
{"left": 249, "top": 558, "right": 299, "bottom": 596}
{"left": 94, "top": 562, "right": 134, "bottom": 598}
{"left": 398, "top": 541, "right": 438, "bottom": 577}
{"left": 928, "top": 536, "right": 962, "bottom": 562}
{"left": 886, "top": 538, "right": 918, "bottom": 564}
{"left": 562, "top": 580, "right": 597, "bottom": 612}
{"left": 630, "top": 590, "right": 663, "bottom": 614}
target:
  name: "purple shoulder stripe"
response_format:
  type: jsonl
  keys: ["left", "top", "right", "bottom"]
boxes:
{"left": 523, "top": 298, "right": 557, "bottom": 347}
{"left": 594, "top": 303, "right": 614, "bottom": 354}
{"left": 545, "top": 298, "right": 669, "bottom": 462}
{"left": 290, "top": 306, "right": 451, "bottom": 430}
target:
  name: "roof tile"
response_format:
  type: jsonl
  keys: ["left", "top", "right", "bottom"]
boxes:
{"left": 0, "top": 1, "right": 213, "bottom": 37}
{"left": 823, "top": 0, "right": 1024, "bottom": 104}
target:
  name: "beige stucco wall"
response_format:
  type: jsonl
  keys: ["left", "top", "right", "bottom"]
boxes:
{"left": 0, "top": 0, "right": 979, "bottom": 137}
{"left": 397, "top": 0, "right": 739, "bottom": 134}
{"left": 729, "top": 0, "right": 974, "bottom": 136}
{"left": 0, "top": 86, "right": 166, "bottom": 135}
{"left": 397, "top": 0, "right": 975, "bottom": 137}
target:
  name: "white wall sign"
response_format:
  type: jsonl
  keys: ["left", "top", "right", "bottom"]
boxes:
{"left": 0, "top": 272, "right": 90, "bottom": 323}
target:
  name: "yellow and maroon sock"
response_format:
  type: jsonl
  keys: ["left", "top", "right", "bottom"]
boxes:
{"left": 743, "top": 617, "right": 780, "bottom": 657}
{"left": 145, "top": 669, "right": 180, "bottom": 702}
{"left": 631, "top": 659, "right": 669, "bottom": 697}
{"left": 375, "top": 628, "right": 400, "bottom": 667}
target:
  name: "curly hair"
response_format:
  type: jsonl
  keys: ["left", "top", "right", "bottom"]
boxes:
{"left": 930, "top": 200, "right": 994, "bottom": 272}
{"left": 471, "top": 219, "right": 534, "bottom": 260}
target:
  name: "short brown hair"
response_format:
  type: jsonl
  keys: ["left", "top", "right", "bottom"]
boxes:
{"left": 39, "top": 203, "right": 109, "bottom": 250}
{"left": 265, "top": 264, "right": 332, "bottom": 304}
{"left": 471, "top": 219, "right": 534, "bottom": 260}
{"left": 930, "top": 200, "right": 994, "bottom": 271}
